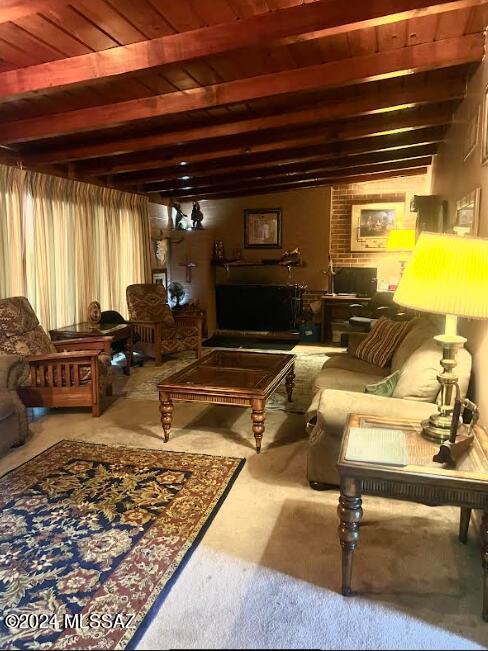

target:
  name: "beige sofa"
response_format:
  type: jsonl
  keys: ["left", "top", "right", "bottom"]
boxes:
{"left": 0, "top": 355, "right": 30, "bottom": 456}
{"left": 306, "top": 317, "right": 472, "bottom": 487}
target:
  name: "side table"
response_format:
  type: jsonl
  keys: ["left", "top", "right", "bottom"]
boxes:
{"left": 337, "top": 413, "right": 488, "bottom": 620}
{"left": 50, "top": 322, "right": 134, "bottom": 375}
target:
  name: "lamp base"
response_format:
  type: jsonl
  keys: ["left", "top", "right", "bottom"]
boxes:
{"left": 422, "top": 414, "right": 455, "bottom": 443}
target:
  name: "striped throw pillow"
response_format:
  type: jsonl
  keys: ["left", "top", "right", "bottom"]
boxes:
{"left": 354, "top": 318, "right": 413, "bottom": 369}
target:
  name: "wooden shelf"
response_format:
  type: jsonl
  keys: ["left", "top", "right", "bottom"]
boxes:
{"left": 213, "top": 261, "right": 305, "bottom": 269}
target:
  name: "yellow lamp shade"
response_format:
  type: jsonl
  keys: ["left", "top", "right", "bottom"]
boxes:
{"left": 394, "top": 232, "right": 488, "bottom": 319}
{"left": 386, "top": 228, "right": 416, "bottom": 251}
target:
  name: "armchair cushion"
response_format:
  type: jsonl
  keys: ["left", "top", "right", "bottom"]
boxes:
{"left": 0, "top": 355, "right": 30, "bottom": 390}
{"left": 126, "top": 284, "right": 175, "bottom": 327}
{"left": 161, "top": 325, "right": 199, "bottom": 341}
{"left": 0, "top": 297, "right": 55, "bottom": 356}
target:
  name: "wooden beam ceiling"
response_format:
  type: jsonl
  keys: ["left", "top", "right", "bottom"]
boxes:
{"left": 0, "top": 0, "right": 482, "bottom": 100}
{"left": 0, "top": 34, "right": 480, "bottom": 145}
{"left": 82, "top": 104, "right": 454, "bottom": 178}
{"left": 136, "top": 147, "right": 437, "bottom": 194}
{"left": 156, "top": 159, "right": 434, "bottom": 198}
{"left": 156, "top": 167, "right": 429, "bottom": 202}
{"left": 26, "top": 78, "right": 465, "bottom": 165}
{"left": 0, "top": 0, "right": 71, "bottom": 25}
{"left": 113, "top": 128, "right": 447, "bottom": 187}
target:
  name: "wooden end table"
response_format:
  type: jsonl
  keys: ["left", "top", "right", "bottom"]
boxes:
{"left": 50, "top": 322, "right": 134, "bottom": 375}
{"left": 158, "top": 350, "right": 295, "bottom": 452}
{"left": 338, "top": 414, "right": 488, "bottom": 620}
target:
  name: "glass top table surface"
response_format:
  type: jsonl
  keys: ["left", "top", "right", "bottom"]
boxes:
{"left": 159, "top": 350, "right": 295, "bottom": 391}
{"left": 340, "top": 415, "right": 488, "bottom": 482}
{"left": 52, "top": 322, "right": 129, "bottom": 335}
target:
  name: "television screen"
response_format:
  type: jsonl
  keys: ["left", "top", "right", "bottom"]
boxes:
{"left": 334, "top": 267, "right": 377, "bottom": 297}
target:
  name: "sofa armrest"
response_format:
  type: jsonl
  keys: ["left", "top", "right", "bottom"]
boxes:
{"left": 307, "top": 389, "right": 437, "bottom": 435}
{"left": 0, "top": 355, "right": 28, "bottom": 390}
{"left": 347, "top": 332, "right": 368, "bottom": 356}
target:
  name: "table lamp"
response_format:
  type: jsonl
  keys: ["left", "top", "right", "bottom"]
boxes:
{"left": 386, "top": 228, "right": 416, "bottom": 276}
{"left": 394, "top": 232, "right": 488, "bottom": 442}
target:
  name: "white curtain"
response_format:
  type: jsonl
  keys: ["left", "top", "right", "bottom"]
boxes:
{"left": 0, "top": 164, "right": 151, "bottom": 329}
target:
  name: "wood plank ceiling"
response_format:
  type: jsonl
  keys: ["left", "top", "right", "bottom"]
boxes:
{"left": 0, "top": 0, "right": 487, "bottom": 200}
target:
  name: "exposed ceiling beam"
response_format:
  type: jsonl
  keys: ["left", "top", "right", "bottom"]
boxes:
{"left": 85, "top": 105, "right": 453, "bottom": 178}
{"left": 0, "top": 34, "right": 480, "bottom": 145}
{"left": 137, "top": 147, "right": 437, "bottom": 194}
{"left": 0, "top": 0, "right": 482, "bottom": 100}
{"left": 27, "top": 78, "right": 466, "bottom": 165}
{"left": 155, "top": 167, "right": 429, "bottom": 202}
{"left": 0, "top": 0, "right": 71, "bottom": 24}
{"left": 149, "top": 158, "right": 433, "bottom": 198}
{"left": 113, "top": 127, "right": 447, "bottom": 186}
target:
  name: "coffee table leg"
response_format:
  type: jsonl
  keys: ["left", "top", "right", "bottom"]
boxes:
{"left": 159, "top": 392, "right": 173, "bottom": 443}
{"left": 251, "top": 399, "right": 265, "bottom": 453}
{"left": 481, "top": 510, "right": 488, "bottom": 621}
{"left": 459, "top": 507, "right": 471, "bottom": 544}
{"left": 338, "top": 477, "right": 363, "bottom": 597}
{"left": 285, "top": 365, "right": 295, "bottom": 402}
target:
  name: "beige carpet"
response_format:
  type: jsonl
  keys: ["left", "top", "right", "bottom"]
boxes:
{"left": 114, "top": 345, "right": 335, "bottom": 414}
{"left": 1, "top": 347, "right": 487, "bottom": 650}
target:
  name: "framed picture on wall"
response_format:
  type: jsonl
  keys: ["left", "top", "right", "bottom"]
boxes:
{"left": 350, "top": 201, "right": 405, "bottom": 252}
{"left": 244, "top": 209, "right": 282, "bottom": 248}
{"left": 464, "top": 105, "right": 480, "bottom": 161}
{"left": 455, "top": 188, "right": 481, "bottom": 236}
{"left": 152, "top": 270, "right": 168, "bottom": 287}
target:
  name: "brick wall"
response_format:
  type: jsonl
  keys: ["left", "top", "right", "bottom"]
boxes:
{"left": 330, "top": 175, "right": 429, "bottom": 284}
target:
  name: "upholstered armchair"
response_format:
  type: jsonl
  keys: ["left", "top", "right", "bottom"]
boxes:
{"left": 0, "top": 297, "right": 113, "bottom": 417}
{"left": 0, "top": 355, "right": 29, "bottom": 456}
{"left": 126, "top": 284, "right": 202, "bottom": 365}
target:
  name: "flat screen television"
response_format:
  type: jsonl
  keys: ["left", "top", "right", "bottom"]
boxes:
{"left": 333, "top": 267, "right": 377, "bottom": 297}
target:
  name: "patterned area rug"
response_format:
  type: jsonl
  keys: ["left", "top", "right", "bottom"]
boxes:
{"left": 0, "top": 441, "right": 244, "bottom": 649}
{"left": 118, "top": 349, "right": 330, "bottom": 414}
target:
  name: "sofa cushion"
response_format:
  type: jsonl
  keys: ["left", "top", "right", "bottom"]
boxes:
{"left": 353, "top": 317, "right": 413, "bottom": 368}
{"left": 322, "top": 354, "right": 389, "bottom": 377}
{"left": 392, "top": 339, "right": 472, "bottom": 402}
{"left": 313, "top": 366, "right": 387, "bottom": 395}
{"left": 0, "top": 399, "right": 14, "bottom": 421}
{"left": 390, "top": 317, "right": 438, "bottom": 372}
{"left": 365, "top": 370, "right": 401, "bottom": 396}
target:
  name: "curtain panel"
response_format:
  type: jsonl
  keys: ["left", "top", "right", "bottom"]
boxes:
{"left": 0, "top": 164, "right": 151, "bottom": 330}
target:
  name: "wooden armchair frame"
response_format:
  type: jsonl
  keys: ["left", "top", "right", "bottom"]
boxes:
{"left": 18, "top": 336, "right": 113, "bottom": 417}
{"left": 130, "top": 313, "right": 202, "bottom": 366}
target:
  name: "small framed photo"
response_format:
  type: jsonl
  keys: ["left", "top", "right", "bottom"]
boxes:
{"left": 152, "top": 270, "right": 168, "bottom": 287}
{"left": 244, "top": 209, "right": 282, "bottom": 249}
{"left": 455, "top": 188, "right": 481, "bottom": 236}
{"left": 350, "top": 201, "right": 405, "bottom": 252}
{"left": 464, "top": 105, "right": 480, "bottom": 161}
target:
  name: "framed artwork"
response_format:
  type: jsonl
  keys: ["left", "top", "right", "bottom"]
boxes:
{"left": 152, "top": 270, "right": 168, "bottom": 287}
{"left": 244, "top": 209, "right": 282, "bottom": 249}
{"left": 350, "top": 201, "right": 405, "bottom": 252}
{"left": 455, "top": 188, "right": 481, "bottom": 236}
{"left": 464, "top": 105, "right": 480, "bottom": 161}
{"left": 151, "top": 236, "right": 169, "bottom": 269}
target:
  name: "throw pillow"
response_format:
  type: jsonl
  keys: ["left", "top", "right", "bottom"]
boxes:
{"left": 353, "top": 317, "right": 413, "bottom": 368}
{"left": 365, "top": 370, "right": 401, "bottom": 396}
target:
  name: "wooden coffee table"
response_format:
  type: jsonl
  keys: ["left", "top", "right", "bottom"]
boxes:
{"left": 158, "top": 350, "right": 295, "bottom": 452}
{"left": 338, "top": 414, "right": 488, "bottom": 620}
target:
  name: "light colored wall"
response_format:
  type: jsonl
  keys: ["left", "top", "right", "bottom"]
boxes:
{"left": 431, "top": 59, "right": 488, "bottom": 420}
